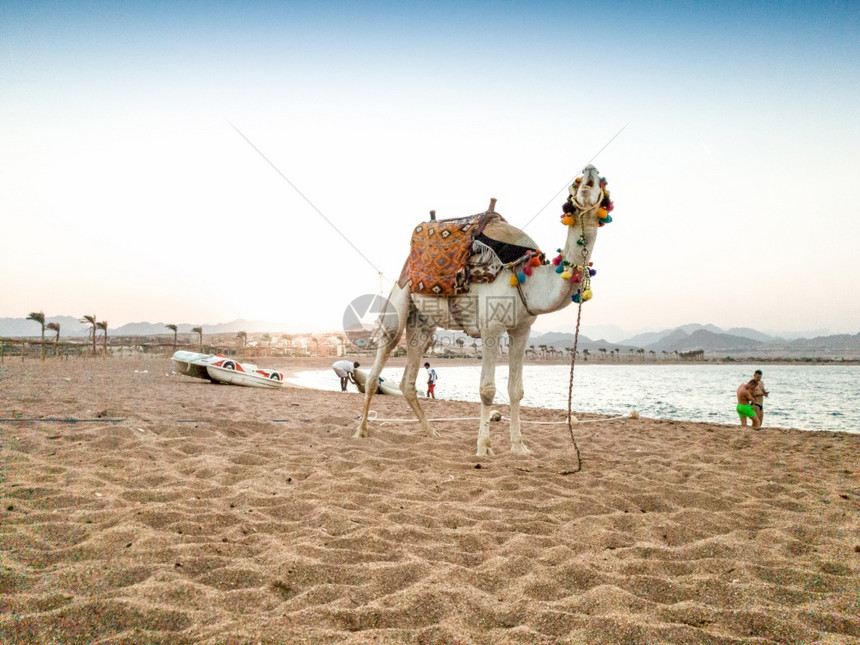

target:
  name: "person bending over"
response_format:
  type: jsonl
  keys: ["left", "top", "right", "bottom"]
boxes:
{"left": 333, "top": 360, "right": 360, "bottom": 392}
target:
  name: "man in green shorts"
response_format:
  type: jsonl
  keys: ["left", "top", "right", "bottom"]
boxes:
{"left": 736, "top": 380, "right": 761, "bottom": 428}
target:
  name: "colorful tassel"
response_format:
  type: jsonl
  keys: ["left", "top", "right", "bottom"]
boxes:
{"left": 510, "top": 274, "right": 519, "bottom": 286}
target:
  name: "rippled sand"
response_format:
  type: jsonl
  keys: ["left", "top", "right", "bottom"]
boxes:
{"left": 1, "top": 356, "right": 858, "bottom": 644}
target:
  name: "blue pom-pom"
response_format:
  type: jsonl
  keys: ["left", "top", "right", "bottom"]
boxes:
{"left": 589, "top": 268, "right": 596, "bottom": 277}
{"left": 572, "top": 293, "right": 581, "bottom": 303}
{"left": 517, "top": 271, "right": 526, "bottom": 283}
{"left": 604, "top": 215, "right": 612, "bottom": 224}
{"left": 555, "top": 265, "right": 564, "bottom": 274}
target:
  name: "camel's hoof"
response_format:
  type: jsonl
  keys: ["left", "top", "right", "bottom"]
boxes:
{"left": 511, "top": 443, "right": 531, "bottom": 456}
{"left": 353, "top": 426, "right": 368, "bottom": 439}
{"left": 427, "top": 429, "right": 440, "bottom": 438}
{"left": 476, "top": 446, "right": 495, "bottom": 457}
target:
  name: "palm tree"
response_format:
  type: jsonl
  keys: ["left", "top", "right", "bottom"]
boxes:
{"left": 165, "top": 324, "right": 178, "bottom": 353}
{"left": 261, "top": 332, "right": 272, "bottom": 347}
{"left": 46, "top": 322, "right": 61, "bottom": 357}
{"left": 27, "top": 311, "right": 46, "bottom": 361}
{"left": 96, "top": 321, "right": 108, "bottom": 356}
{"left": 538, "top": 344, "right": 547, "bottom": 359}
{"left": 583, "top": 349, "right": 590, "bottom": 361}
{"left": 599, "top": 347, "right": 607, "bottom": 360}
{"left": 81, "top": 315, "right": 97, "bottom": 356}
{"left": 236, "top": 331, "right": 247, "bottom": 348}
{"left": 192, "top": 326, "right": 203, "bottom": 351}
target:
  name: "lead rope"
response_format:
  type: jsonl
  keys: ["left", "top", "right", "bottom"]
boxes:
{"left": 561, "top": 214, "right": 590, "bottom": 475}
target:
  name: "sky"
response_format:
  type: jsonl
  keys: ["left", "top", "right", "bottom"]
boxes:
{"left": 2, "top": 1, "right": 858, "bottom": 340}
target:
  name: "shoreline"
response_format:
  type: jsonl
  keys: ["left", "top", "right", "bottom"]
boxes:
{"left": 1, "top": 356, "right": 858, "bottom": 644}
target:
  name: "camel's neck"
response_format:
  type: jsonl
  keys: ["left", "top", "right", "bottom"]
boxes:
{"left": 522, "top": 212, "right": 600, "bottom": 315}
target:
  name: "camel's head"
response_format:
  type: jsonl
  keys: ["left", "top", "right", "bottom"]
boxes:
{"left": 563, "top": 165, "right": 612, "bottom": 228}
{"left": 569, "top": 165, "right": 602, "bottom": 207}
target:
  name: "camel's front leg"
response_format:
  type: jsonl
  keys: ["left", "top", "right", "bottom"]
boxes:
{"left": 354, "top": 341, "right": 392, "bottom": 439}
{"left": 506, "top": 327, "right": 531, "bottom": 455}
{"left": 476, "top": 330, "right": 502, "bottom": 457}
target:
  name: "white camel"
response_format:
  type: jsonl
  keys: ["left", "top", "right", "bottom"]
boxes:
{"left": 354, "top": 165, "right": 608, "bottom": 456}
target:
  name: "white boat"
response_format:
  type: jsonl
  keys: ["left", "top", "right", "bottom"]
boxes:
{"left": 353, "top": 368, "right": 409, "bottom": 396}
{"left": 172, "top": 351, "right": 284, "bottom": 389}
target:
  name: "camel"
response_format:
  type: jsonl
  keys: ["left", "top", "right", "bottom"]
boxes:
{"left": 354, "top": 165, "right": 609, "bottom": 456}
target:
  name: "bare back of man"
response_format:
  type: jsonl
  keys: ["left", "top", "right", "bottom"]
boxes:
{"left": 736, "top": 381, "right": 761, "bottom": 428}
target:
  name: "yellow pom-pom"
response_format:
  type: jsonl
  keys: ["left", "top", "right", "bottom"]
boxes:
{"left": 510, "top": 274, "right": 519, "bottom": 286}
{"left": 598, "top": 208, "right": 607, "bottom": 219}
{"left": 581, "top": 289, "right": 593, "bottom": 301}
{"left": 561, "top": 215, "right": 574, "bottom": 226}
{"left": 560, "top": 271, "right": 571, "bottom": 280}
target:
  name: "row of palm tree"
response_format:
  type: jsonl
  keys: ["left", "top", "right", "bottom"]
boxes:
{"left": 23, "top": 315, "right": 271, "bottom": 358}
{"left": 164, "top": 324, "right": 203, "bottom": 352}
{"left": 24, "top": 312, "right": 110, "bottom": 358}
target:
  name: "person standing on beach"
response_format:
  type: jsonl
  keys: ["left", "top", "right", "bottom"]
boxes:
{"left": 424, "top": 362, "right": 437, "bottom": 399}
{"left": 751, "top": 369, "right": 769, "bottom": 427}
{"left": 736, "top": 380, "right": 761, "bottom": 428}
{"left": 333, "top": 360, "right": 360, "bottom": 392}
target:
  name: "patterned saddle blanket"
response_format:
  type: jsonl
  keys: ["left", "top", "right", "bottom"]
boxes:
{"left": 407, "top": 212, "right": 538, "bottom": 295}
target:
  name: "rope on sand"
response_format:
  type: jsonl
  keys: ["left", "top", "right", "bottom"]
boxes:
{"left": 0, "top": 417, "right": 126, "bottom": 423}
{"left": 364, "top": 410, "right": 640, "bottom": 424}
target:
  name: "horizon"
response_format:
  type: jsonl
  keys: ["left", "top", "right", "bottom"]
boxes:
{"left": 2, "top": 2, "right": 858, "bottom": 335}
{"left": 3, "top": 313, "right": 854, "bottom": 345}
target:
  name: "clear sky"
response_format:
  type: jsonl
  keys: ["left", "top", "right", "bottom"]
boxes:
{"left": 2, "top": 1, "right": 858, "bottom": 337}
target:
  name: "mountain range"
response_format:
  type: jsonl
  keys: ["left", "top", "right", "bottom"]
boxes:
{"left": 2, "top": 317, "right": 858, "bottom": 359}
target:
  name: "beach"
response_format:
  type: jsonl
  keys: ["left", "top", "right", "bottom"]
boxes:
{"left": 1, "top": 355, "right": 858, "bottom": 644}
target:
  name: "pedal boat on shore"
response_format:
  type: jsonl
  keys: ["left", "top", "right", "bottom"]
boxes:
{"left": 171, "top": 351, "right": 284, "bottom": 389}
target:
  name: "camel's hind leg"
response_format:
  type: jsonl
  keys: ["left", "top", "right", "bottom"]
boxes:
{"left": 401, "top": 324, "right": 438, "bottom": 438}
{"left": 354, "top": 286, "right": 409, "bottom": 438}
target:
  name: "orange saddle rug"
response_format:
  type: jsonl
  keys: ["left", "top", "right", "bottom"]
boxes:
{"left": 407, "top": 213, "right": 492, "bottom": 295}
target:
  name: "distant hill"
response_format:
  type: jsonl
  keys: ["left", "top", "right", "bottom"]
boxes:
{"left": 0, "top": 316, "right": 90, "bottom": 337}
{"left": 646, "top": 329, "right": 764, "bottom": 353}
{"left": 725, "top": 327, "right": 776, "bottom": 343}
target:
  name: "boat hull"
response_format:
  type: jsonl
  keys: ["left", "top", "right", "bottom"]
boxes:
{"left": 353, "top": 368, "right": 404, "bottom": 396}
{"left": 172, "top": 351, "right": 284, "bottom": 388}
{"left": 206, "top": 364, "right": 284, "bottom": 388}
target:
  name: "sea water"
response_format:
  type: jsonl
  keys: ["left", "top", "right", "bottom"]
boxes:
{"left": 288, "top": 363, "right": 859, "bottom": 434}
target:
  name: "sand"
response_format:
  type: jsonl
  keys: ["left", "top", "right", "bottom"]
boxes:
{"left": 0, "top": 355, "right": 858, "bottom": 644}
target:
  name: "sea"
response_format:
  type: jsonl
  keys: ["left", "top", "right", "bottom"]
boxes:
{"left": 288, "top": 363, "right": 859, "bottom": 434}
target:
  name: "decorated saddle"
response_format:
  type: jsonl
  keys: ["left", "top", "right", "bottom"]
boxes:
{"left": 406, "top": 211, "right": 539, "bottom": 295}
